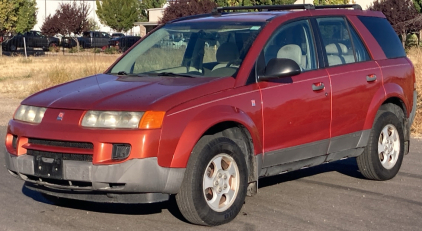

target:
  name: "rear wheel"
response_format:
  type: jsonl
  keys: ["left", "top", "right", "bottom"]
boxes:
{"left": 357, "top": 110, "right": 404, "bottom": 180}
{"left": 176, "top": 136, "right": 247, "bottom": 226}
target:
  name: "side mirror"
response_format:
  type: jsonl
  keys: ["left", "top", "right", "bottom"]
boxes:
{"left": 258, "top": 58, "right": 301, "bottom": 81}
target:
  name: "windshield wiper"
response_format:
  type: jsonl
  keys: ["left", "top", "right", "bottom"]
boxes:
{"left": 117, "top": 71, "right": 128, "bottom": 75}
{"left": 145, "top": 72, "right": 196, "bottom": 78}
{"left": 112, "top": 71, "right": 141, "bottom": 76}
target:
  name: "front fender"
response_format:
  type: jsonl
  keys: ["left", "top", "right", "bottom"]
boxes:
{"left": 157, "top": 105, "right": 262, "bottom": 168}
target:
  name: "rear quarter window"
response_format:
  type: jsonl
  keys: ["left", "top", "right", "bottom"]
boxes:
{"left": 358, "top": 16, "right": 405, "bottom": 59}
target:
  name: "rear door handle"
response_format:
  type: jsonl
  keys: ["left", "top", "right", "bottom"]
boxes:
{"left": 312, "top": 82, "right": 325, "bottom": 91}
{"left": 366, "top": 74, "right": 377, "bottom": 82}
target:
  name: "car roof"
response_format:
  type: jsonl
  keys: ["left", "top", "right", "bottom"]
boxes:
{"left": 170, "top": 5, "right": 385, "bottom": 24}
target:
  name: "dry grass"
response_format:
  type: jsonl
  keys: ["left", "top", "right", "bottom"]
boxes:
{"left": 407, "top": 47, "right": 422, "bottom": 136}
{"left": 0, "top": 54, "right": 119, "bottom": 98}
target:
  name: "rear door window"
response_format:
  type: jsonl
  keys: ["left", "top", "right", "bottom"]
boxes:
{"left": 348, "top": 21, "right": 370, "bottom": 62}
{"left": 316, "top": 17, "right": 366, "bottom": 67}
{"left": 357, "top": 16, "right": 405, "bottom": 59}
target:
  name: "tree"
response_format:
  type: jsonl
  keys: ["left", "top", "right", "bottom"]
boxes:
{"left": 41, "top": 1, "right": 90, "bottom": 50}
{"left": 87, "top": 18, "right": 100, "bottom": 31}
{"left": 15, "top": 0, "right": 37, "bottom": 34}
{"left": 0, "top": 0, "right": 37, "bottom": 35}
{"left": 0, "top": 0, "right": 15, "bottom": 35}
{"left": 370, "top": 0, "right": 422, "bottom": 47}
{"left": 160, "top": 0, "right": 218, "bottom": 24}
{"left": 313, "top": 0, "right": 350, "bottom": 5}
{"left": 96, "top": 0, "right": 141, "bottom": 32}
{"left": 414, "top": 0, "right": 422, "bottom": 12}
{"left": 41, "top": 14, "right": 59, "bottom": 36}
{"left": 273, "top": 0, "right": 296, "bottom": 4}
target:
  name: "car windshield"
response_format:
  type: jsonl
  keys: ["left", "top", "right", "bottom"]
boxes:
{"left": 109, "top": 21, "right": 265, "bottom": 78}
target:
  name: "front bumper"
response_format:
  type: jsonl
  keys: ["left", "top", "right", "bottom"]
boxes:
{"left": 4, "top": 150, "right": 185, "bottom": 203}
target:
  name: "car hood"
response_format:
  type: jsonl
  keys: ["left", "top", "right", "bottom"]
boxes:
{"left": 22, "top": 74, "right": 235, "bottom": 111}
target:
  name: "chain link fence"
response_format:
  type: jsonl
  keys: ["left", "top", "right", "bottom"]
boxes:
{"left": 1, "top": 33, "right": 141, "bottom": 57}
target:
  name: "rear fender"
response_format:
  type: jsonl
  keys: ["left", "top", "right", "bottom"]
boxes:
{"left": 363, "top": 83, "right": 407, "bottom": 130}
{"left": 383, "top": 83, "right": 410, "bottom": 117}
{"left": 363, "top": 86, "right": 387, "bottom": 130}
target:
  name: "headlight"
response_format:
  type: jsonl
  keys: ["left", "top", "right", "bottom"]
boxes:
{"left": 82, "top": 111, "right": 145, "bottom": 128}
{"left": 81, "top": 111, "right": 166, "bottom": 129}
{"left": 13, "top": 105, "right": 46, "bottom": 124}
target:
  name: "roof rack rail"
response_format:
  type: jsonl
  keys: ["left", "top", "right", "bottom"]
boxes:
{"left": 169, "top": 4, "right": 363, "bottom": 23}
{"left": 212, "top": 4, "right": 315, "bottom": 15}
{"left": 169, "top": 13, "right": 213, "bottom": 23}
{"left": 314, "top": 4, "right": 362, "bottom": 10}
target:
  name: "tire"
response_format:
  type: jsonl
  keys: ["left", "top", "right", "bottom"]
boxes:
{"left": 44, "top": 42, "right": 56, "bottom": 51}
{"left": 357, "top": 110, "right": 404, "bottom": 180}
{"left": 9, "top": 44, "right": 17, "bottom": 52}
{"left": 176, "top": 136, "right": 248, "bottom": 226}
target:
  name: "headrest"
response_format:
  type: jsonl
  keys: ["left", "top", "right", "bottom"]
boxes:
{"left": 277, "top": 44, "right": 302, "bottom": 66}
{"left": 216, "top": 43, "right": 239, "bottom": 63}
{"left": 325, "top": 43, "right": 348, "bottom": 55}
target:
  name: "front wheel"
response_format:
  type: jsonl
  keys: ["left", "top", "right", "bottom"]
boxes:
{"left": 357, "top": 111, "right": 404, "bottom": 180}
{"left": 176, "top": 137, "right": 248, "bottom": 226}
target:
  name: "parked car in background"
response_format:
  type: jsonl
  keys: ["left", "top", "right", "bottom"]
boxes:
{"left": 108, "top": 36, "right": 141, "bottom": 52}
{"left": 61, "top": 31, "right": 111, "bottom": 49}
{"left": 2, "top": 31, "right": 59, "bottom": 51}
{"left": 111, "top": 33, "right": 125, "bottom": 39}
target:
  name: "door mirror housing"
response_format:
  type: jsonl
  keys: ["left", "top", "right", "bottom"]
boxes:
{"left": 258, "top": 58, "right": 301, "bottom": 81}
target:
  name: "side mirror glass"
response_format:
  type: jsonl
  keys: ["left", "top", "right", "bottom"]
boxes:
{"left": 258, "top": 58, "right": 301, "bottom": 81}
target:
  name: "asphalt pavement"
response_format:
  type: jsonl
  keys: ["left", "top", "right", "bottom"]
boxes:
{"left": 1, "top": 125, "right": 421, "bottom": 231}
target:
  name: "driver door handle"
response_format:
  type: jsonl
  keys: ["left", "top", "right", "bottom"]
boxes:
{"left": 366, "top": 74, "right": 377, "bottom": 82}
{"left": 312, "top": 82, "right": 325, "bottom": 91}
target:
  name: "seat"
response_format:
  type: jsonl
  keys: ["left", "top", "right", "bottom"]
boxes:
{"left": 212, "top": 42, "right": 240, "bottom": 71}
{"left": 342, "top": 48, "right": 355, "bottom": 64}
{"left": 276, "top": 44, "right": 303, "bottom": 68}
{"left": 325, "top": 43, "right": 355, "bottom": 66}
{"left": 325, "top": 43, "right": 346, "bottom": 66}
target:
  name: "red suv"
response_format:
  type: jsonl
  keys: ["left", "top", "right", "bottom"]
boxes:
{"left": 4, "top": 4, "right": 417, "bottom": 226}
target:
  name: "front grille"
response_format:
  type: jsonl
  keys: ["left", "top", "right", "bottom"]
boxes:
{"left": 28, "top": 138, "right": 93, "bottom": 149}
{"left": 27, "top": 150, "right": 93, "bottom": 162}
